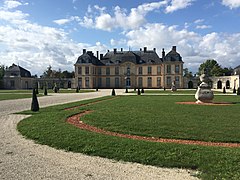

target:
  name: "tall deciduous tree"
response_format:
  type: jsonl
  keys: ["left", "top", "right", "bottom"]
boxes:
{"left": 198, "top": 59, "right": 224, "bottom": 76}
{"left": 0, "top": 65, "right": 6, "bottom": 79}
{"left": 183, "top": 68, "right": 193, "bottom": 78}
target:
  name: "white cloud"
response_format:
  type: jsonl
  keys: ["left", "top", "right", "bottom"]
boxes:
{"left": 110, "top": 38, "right": 127, "bottom": 46}
{"left": 125, "top": 23, "right": 240, "bottom": 72}
{"left": 222, "top": 0, "right": 240, "bottom": 9}
{"left": 194, "top": 19, "right": 204, "bottom": 24}
{"left": 3, "top": 0, "right": 22, "bottom": 9}
{"left": 165, "top": 0, "right": 195, "bottom": 13}
{"left": 79, "top": 1, "right": 168, "bottom": 31}
{"left": 53, "top": 19, "right": 72, "bottom": 25}
{"left": 196, "top": 25, "right": 211, "bottom": 29}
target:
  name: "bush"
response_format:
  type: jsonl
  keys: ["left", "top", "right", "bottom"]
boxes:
{"left": 223, "top": 87, "right": 226, "bottom": 94}
{"left": 237, "top": 87, "right": 240, "bottom": 95}
{"left": 125, "top": 88, "right": 128, "bottom": 93}
{"left": 137, "top": 89, "right": 141, "bottom": 95}
{"left": 31, "top": 88, "right": 39, "bottom": 112}
{"left": 233, "top": 87, "right": 236, "bottom": 93}
{"left": 44, "top": 87, "right": 48, "bottom": 96}
{"left": 141, "top": 88, "right": 144, "bottom": 93}
{"left": 112, "top": 89, "right": 116, "bottom": 96}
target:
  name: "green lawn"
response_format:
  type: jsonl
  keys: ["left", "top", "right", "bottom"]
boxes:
{"left": 0, "top": 89, "right": 95, "bottom": 100}
{"left": 17, "top": 95, "right": 240, "bottom": 179}
{"left": 131, "top": 89, "right": 231, "bottom": 94}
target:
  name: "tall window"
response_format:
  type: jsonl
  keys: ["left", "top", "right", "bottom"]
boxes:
{"left": 10, "top": 80, "right": 15, "bottom": 88}
{"left": 167, "top": 65, "right": 171, "bottom": 74}
{"left": 167, "top": 77, "right": 171, "bottom": 86}
{"left": 126, "top": 77, "right": 131, "bottom": 87}
{"left": 98, "top": 78, "right": 102, "bottom": 87}
{"left": 157, "top": 77, "right": 161, "bottom": 87}
{"left": 115, "top": 77, "right": 119, "bottom": 87}
{"left": 85, "top": 66, "right": 89, "bottom": 75}
{"left": 148, "top": 66, "right": 152, "bottom": 75}
{"left": 78, "top": 67, "right": 82, "bottom": 75}
{"left": 115, "top": 67, "right": 119, "bottom": 75}
{"left": 78, "top": 77, "right": 82, "bottom": 87}
{"left": 106, "top": 78, "right": 110, "bottom": 87}
{"left": 127, "top": 67, "right": 130, "bottom": 75}
{"left": 138, "top": 77, "right": 143, "bottom": 87}
{"left": 85, "top": 77, "right": 89, "bottom": 88}
{"left": 175, "top": 76, "right": 180, "bottom": 86}
{"left": 157, "top": 66, "right": 161, "bottom": 75}
{"left": 98, "top": 67, "right": 101, "bottom": 75}
{"left": 138, "top": 67, "right": 142, "bottom": 75}
{"left": 175, "top": 65, "right": 180, "bottom": 74}
{"left": 106, "top": 67, "right": 110, "bottom": 75}
{"left": 147, "top": 77, "right": 152, "bottom": 87}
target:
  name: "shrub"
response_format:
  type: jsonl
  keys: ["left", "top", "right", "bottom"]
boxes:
{"left": 125, "top": 88, "right": 128, "bottom": 93}
{"left": 137, "top": 89, "right": 141, "bottom": 95}
{"left": 233, "top": 86, "right": 236, "bottom": 93}
{"left": 141, "top": 88, "right": 144, "bottom": 93}
{"left": 237, "top": 87, "right": 240, "bottom": 95}
{"left": 223, "top": 87, "right": 226, "bottom": 94}
{"left": 44, "top": 87, "right": 48, "bottom": 96}
{"left": 76, "top": 86, "right": 79, "bottom": 93}
{"left": 112, "top": 89, "right": 116, "bottom": 96}
{"left": 31, "top": 88, "right": 39, "bottom": 112}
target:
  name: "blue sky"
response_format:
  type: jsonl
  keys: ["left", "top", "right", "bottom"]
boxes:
{"left": 0, "top": 0, "right": 240, "bottom": 76}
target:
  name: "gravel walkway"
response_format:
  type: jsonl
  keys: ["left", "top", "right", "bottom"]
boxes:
{"left": 0, "top": 89, "right": 199, "bottom": 180}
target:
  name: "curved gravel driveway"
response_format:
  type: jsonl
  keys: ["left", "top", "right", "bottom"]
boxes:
{"left": 0, "top": 89, "right": 199, "bottom": 180}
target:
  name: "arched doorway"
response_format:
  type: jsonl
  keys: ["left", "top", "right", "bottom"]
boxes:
{"left": 68, "top": 81, "right": 71, "bottom": 88}
{"left": 226, "top": 80, "right": 230, "bottom": 89}
{"left": 188, "top": 81, "right": 193, "bottom": 89}
{"left": 217, "top": 80, "right": 222, "bottom": 89}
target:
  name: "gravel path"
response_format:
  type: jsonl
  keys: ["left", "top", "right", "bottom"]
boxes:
{"left": 0, "top": 89, "right": 199, "bottom": 180}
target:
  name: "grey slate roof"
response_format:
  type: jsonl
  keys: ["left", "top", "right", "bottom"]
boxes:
{"left": 5, "top": 64, "right": 31, "bottom": 77}
{"left": 75, "top": 47, "right": 183, "bottom": 66}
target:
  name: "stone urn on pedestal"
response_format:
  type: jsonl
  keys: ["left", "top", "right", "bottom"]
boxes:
{"left": 195, "top": 72, "right": 214, "bottom": 103}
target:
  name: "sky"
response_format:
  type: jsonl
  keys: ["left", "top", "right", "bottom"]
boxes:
{"left": 0, "top": 0, "right": 240, "bottom": 76}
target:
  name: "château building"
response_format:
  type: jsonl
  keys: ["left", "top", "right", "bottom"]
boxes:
{"left": 74, "top": 46, "right": 184, "bottom": 89}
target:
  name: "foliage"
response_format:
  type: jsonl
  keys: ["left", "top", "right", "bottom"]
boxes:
{"left": 17, "top": 96, "right": 240, "bottom": 179}
{"left": 237, "top": 87, "right": 240, "bottom": 95}
{"left": 183, "top": 68, "right": 193, "bottom": 78}
{"left": 137, "top": 88, "right": 141, "bottom": 95}
{"left": 198, "top": 59, "right": 233, "bottom": 77}
{"left": 223, "top": 87, "right": 226, "bottom": 94}
{"left": 41, "top": 65, "right": 74, "bottom": 78}
{"left": 0, "top": 65, "right": 6, "bottom": 80}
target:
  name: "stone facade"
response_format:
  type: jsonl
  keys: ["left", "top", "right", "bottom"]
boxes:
{"left": 75, "top": 46, "right": 184, "bottom": 89}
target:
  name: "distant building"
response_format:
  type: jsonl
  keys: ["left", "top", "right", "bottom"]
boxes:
{"left": 74, "top": 46, "right": 184, "bottom": 89}
{"left": 3, "top": 63, "right": 34, "bottom": 89}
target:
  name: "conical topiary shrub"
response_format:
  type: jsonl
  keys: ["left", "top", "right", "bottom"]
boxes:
{"left": 125, "top": 88, "right": 128, "bottom": 93}
{"left": 141, "top": 88, "right": 144, "bottom": 93}
{"left": 31, "top": 88, "right": 39, "bottom": 112}
{"left": 76, "top": 86, "right": 79, "bottom": 93}
{"left": 112, "top": 89, "right": 116, "bottom": 96}
{"left": 223, "top": 87, "right": 226, "bottom": 94}
{"left": 96, "top": 88, "right": 98, "bottom": 91}
{"left": 233, "top": 86, "right": 236, "bottom": 93}
{"left": 237, "top": 87, "right": 240, "bottom": 95}
{"left": 44, "top": 86, "right": 48, "bottom": 95}
{"left": 137, "top": 88, "right": 141, "bottom": 95}
{"left": 35, "top": 82, "right": 39, "bottom": 94}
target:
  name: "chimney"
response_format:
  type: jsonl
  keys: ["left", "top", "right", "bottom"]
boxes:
{"left": 144, "top": 47, "right": 147, "bottom": 53}
{"left": 153, "top": 48, "right": 156, "bottom": 52}
{"left": 107, "top": 50, "right": 110, "bottom": 52}
{"left": 172, "top": 46, "right": 176, "bottom": 52}
{"left": 121, "top": 48, "right": 123, "bottom": 52}
{"left": 83, "top": 49, "right": 86, "bottom": 54}
{"left": 162, "top": 48, "right": 165, "bottom": 58}
{"left": 113, "top": 48, "right": 117, "bottom": 54}
{"left": 100, "top": 54, "right": 103, "bottom": 60}
{"left": 96, "top": 51, "right": 99, "bottom": 59}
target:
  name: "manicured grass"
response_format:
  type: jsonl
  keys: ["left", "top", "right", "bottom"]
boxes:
{"left": 131, "top": 89, "right": 231, "bottom": 94}
{"left": 17, "top": 95, "right": 240, "bottom": 179}
{"left": 0, "top": 93, "right": 43, "bottom": 100}
{"left": 0, "top": 89, "right": 95, "bottom": 100}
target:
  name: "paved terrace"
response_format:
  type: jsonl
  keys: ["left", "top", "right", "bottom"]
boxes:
{"left": 0, "top": 89, "right": 198, "bottom": 180}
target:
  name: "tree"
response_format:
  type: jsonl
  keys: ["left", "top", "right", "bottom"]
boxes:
{"left": 198, "top": 59, "right": 223, "bottom": 76}
{"left": 42, "top": 65, "right": 53, "bottom": 78}
{"left": 0, "top": 65, "right": 6, "bottom": 80}
{"left": 183, "top": 68, "right": 193, "bottom": 78}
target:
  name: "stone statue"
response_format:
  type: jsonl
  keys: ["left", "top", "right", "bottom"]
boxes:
{"left": 195, "top": 69, "right": 214, "bottom": 103}
{"left": 171, "top": 80, "right": 177, "bottom": 92}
